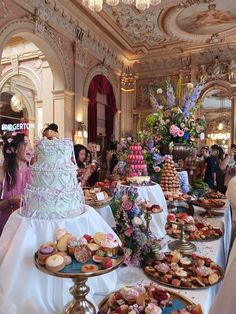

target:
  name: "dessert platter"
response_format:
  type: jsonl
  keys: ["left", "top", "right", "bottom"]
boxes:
{"left": 98, "top": 282, "right": 203, "bottom": 314}
{"left": 144, "top": 251, "right": 223, "bottom": 290}
{"left": 35, "top": 230, "right": 124, "bottom": 314}
{"left": 98, "top": 282, "right": 202, "bottom": 314}
{"left": 203, "top": 191, "right": 226, "bottom": 199}
{"left": 35, "top": 230, "right": 123, "bottom": 276}
{"left": 192, "top": 198, "right": 225, "bottom": 210}
{"left": 166, "top": 214, "right": 223, "bottom": 241}
{"left": 83, "top": 187, "right": 113, "bottom": 208}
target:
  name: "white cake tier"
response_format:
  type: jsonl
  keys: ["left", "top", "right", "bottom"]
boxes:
{"left": 30, "top": 162, "right": 78, "bottom": 190}
{"left": 127, "top": 176, "right": 150, "bottom": 185}
{"left": 21, "top": 185, "right": 85, "bottom": 219}
{"left": 35, "top": 138, "right": 75, "bottom": 164}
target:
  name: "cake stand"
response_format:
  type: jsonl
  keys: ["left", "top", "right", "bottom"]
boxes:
{"left": 34, "top": 251, "right": 124, "bottom": 314}
{"left": 168, "top": 222, "right": 196, "bottom": 254}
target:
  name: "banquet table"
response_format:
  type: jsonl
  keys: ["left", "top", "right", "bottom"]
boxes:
{"left": 93, "top": 204, "right": 116, "bottom": 227}
{"left": 0, "top": 206, "right": 119, "bottom": 314}
{"left": 94, "top": 200, "right": 232, "bottom": 314}
{"left": 117, "top": 182, "right": 168, "bottom": 239}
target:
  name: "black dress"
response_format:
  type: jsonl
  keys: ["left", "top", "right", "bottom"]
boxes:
{"left": 203, "top": 156, "right": 218, "bottom": 188}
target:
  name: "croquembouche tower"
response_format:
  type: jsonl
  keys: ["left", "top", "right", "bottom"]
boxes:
{"left": 160, "top": 155, "right": 180, "bottom": 192}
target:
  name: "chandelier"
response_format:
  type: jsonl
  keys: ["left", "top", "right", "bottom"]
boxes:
{"left": 82, "top": 0, "right": 162, "bottom": 12}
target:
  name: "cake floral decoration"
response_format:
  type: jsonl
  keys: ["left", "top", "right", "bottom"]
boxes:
{"left": 111, "top": 186, "right": 159, "bottom": 266}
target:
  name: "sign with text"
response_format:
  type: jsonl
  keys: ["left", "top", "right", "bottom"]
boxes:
{"left": 1, "top": 123, "right": 35, "bottom": 131}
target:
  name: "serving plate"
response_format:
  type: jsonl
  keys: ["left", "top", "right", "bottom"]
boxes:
{"left": 143, "top": 251, "right": 223, "bottom": 290}
{"left": 98, "top": 282, "right": 203, "bottom": 313}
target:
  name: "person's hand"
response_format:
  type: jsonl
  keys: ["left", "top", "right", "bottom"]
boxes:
{"left": 8, "top": 196, "right": 21, "bottom": 211}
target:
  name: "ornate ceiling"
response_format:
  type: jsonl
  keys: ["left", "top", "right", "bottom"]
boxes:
{"left": 70, "top": 0, "right": 236, "bottom": 65}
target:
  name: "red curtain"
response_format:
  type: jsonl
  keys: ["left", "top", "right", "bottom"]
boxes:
{"left": 88, "top": 75, "right": 117, "bottom": 142}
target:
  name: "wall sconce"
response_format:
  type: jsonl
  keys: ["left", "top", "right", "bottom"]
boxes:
{"left": 76, "top": 122, "right": 88, "bottom": 138}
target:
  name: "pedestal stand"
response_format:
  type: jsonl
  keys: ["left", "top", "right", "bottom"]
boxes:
{"left": 168, "top": 223, "right": 196, "bottom": 254}
{"left": 63, "top": 277, "right": 95, "bottom": 314}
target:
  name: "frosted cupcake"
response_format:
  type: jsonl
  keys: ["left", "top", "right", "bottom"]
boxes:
{"left": 101, "top": 239, "right": 119, "bottom": 257}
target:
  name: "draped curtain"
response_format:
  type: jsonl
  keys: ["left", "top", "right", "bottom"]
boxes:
{"left": 88, "top": 75, "right": 117, "bottom": 142}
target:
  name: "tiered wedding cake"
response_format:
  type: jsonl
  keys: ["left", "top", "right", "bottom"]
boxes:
{"left": 21, "top": 138, "right": 84, "bottom": 218}
{"left": 160, "top": 155, "right": 180, "bottom": 193}
{"left": 126, "top": 143, "right": 150, "bottom": 185}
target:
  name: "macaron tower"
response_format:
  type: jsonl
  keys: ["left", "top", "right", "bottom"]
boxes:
{"left": 126, "top": 143, "right": 148, "bottom": 177}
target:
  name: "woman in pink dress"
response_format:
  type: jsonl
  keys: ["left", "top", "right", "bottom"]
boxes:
{"left": 0, "top": 132, "right": 32, "bottom": 235}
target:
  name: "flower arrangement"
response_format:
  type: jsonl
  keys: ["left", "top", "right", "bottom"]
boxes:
{"left": 143, "top": 77, "right": 206, "bottom": 154}
{"left": 111, "top": 186, "right": 158, "bottom": 266}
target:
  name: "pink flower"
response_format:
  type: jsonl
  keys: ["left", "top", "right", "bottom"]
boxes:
{"left": 121, "top": 200, "right": 133, "bottom": 211}
{"left": 169, "top": 125, "right": 180, "bottom": 137}
{"left": 124, "top": 228, "right": 133, "bottom": 237}
{"left": 177, "top": 130, "right": 184, "bottom": 137}
{"left": 154, "top": 166, "right": 161, "bottom": 172}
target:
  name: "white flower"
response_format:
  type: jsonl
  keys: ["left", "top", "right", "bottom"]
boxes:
{"left": 132, "top": 217, "right": 143, "bottom": 226}
{"left": 156, "top": 88, "right": 163, "bottom": 94}
{"left": 180, "top": 123, "right": 185, "bottom": 128}
{"left": 200, "top": 132, "right": 205, "bottom": 140}
{"left": 187, "top": 82, "right": 194, "bottom": 89}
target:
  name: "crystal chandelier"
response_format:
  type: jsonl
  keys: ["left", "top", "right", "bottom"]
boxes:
{"left": 82, "top": 0, "right": 162, "bottom": 12}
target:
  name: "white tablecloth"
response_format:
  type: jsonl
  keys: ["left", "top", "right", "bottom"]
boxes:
{"left": 0, "top": 206, "right": 119, "bottom": 314}
{"left": 95, "top": 205, "right": 116, "bottom": 227}
{"left": 118, "top": 183, "right": 168, "bottom": 239}
{"left": 94, "top": 201, "right": 232, "bottom": 314}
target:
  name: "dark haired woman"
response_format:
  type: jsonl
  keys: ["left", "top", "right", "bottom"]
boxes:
{"left": 74, "top": 144, "right": 97, "bottom": 187}
{"left": 0, "top": 132, "right": 33, "bottom": 235}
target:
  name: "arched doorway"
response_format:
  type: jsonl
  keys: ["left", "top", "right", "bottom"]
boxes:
{"left": 87, "top": 74, "right": 117, "bottom": 150}
{"left": 201, "top": 82, "right": 232, "bottom": 153}
{"left": 0, "top": 19, "right": 73, "bottom": 138}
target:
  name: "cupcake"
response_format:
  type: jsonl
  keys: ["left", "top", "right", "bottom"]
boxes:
{"left": 67, "top": 237, "right": 78, "bottom": 254}
{"left": 101, "top": 239, "right": 119, "bottom": 257}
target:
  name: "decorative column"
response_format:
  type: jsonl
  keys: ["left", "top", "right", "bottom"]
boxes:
{"left": 52, "top": 90, "right": 74, "bottom": 138}
{"left": 120, "top": 67, "right": 136, "bottom": 138}
{"left": 35, "top": 99, "right": 43, "bottom": 138}
{"left": 74, "top": 38, "right": 88, "bottom": 138}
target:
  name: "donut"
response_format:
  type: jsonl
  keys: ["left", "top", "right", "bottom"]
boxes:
{"left": 81, "top": 264, "right": 98, "bottom": 273}
{"left": 74, "top": 245, "right": 92, "bottom": 263}
{"left": 45, "top": 254, "right": 65, "bottom": 272}
{"left": 37, "top": 244, "right": 56, "bottom": 266}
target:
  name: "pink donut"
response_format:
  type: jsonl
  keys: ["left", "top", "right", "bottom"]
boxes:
{"left": 40, "top": 245, "right": 54, "bottom": 255}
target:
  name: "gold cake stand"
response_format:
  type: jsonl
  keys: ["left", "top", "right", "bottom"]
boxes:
{"left": 168, "top": 222, "right": 196, "bottom": 254}
{"left": 34, "top": 251, "right": 124, "bottom": 314}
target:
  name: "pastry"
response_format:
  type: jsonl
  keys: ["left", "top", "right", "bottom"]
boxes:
{"left": 67, "top": 237, "right": 78, "bottom": 254}
{"left": 45, "top": 254, "right": 65, "bottom": 272}
{"left": 208, "top": 273, "right": 219, "bottom": 285}
{"left": 81, "top": 264, "right": 98, "bottom": 273}
{"left": 64, "top": 255, "right": 72, "bottom": 265}
{"left": 74, "top": 245, "right": 92, "bottom": 263}
{"left": 87, "top": 243, "right": 100, "bottom": 254}
{"left": 93, "top": 232, "right": 107, "bottom": 245}
{"left": 37, "top": 244, "right": 56, "bottom": 266}
{"left": 101, "top": 240, "right": 119, "bottom": 257}
{"left": 57, "top": 233, "right": 72, "bottom": 252}
{"left": 145, "top": 303, "right": 162, "bottom": 314}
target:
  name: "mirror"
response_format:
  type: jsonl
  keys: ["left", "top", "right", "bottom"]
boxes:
{"left": 200, "top": 88, "right": 231, "bottom": 153}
